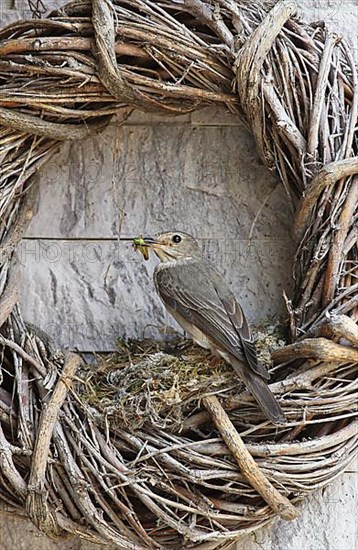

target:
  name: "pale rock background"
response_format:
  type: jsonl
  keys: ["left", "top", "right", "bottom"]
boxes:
{"left": 0, "top": 0, "right": 357, "bottom": 549}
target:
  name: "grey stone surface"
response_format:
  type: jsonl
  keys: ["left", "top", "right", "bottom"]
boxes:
{"left": 0, "top": 0, "right": 62, "bottom": 24}
{"left": 20, "top": 120, "right": 294, "bottom": 350}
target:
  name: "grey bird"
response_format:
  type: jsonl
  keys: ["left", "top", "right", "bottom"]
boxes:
{"left": 141, "top": 230, "right": 285, "bottom": 425}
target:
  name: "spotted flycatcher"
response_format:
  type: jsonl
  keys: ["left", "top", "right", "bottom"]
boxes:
{"left": 140, "top": 231, "right": 285, "bottom": 425}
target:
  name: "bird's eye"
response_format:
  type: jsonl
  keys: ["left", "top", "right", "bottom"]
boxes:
{"left": 172, "top": 234, "right": 182, "bottom": 244}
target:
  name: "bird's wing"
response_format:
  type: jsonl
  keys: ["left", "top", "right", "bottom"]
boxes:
{"left": 208, "top": 265, "right": 270, "bottom": 380}
{"left": 155, "top": 261, "right": 269, "bottom": 380}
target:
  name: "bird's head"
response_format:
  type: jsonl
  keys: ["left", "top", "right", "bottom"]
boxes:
{"left": 141, "top": 231, "right": 201, "bottom": 263}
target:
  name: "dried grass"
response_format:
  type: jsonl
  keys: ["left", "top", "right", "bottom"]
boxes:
{"left": 79, "top": 324, "right": 284, "bottom": 432}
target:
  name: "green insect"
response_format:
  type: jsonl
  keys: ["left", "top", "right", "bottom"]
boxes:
{"left": 133, "top": 236, "right": 150, "bottom": 260}
{"left": 119, "top": 235, "right": 150, "bottom": 260}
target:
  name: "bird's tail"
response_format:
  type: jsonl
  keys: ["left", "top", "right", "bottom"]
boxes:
{"left": 233, "top": 361, "right": 286, "bottom": 425}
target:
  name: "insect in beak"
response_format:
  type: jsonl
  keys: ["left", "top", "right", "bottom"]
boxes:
{"left": 133, "top": 235, "right": 150, "bottom": 260}
{"left": 119, "top": 235, "right": 160, "bottom": 261}
{"left": 133, "top": 235, "right": 159, "bottom": 260}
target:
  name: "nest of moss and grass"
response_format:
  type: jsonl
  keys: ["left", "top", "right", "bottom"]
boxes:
{"left": 79, "top": 322, "right": 286, "bottom": 432}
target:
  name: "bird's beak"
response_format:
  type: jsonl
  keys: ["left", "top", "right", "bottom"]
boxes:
{"left": 142, "top": 236, "right": 160, "bottom": 247}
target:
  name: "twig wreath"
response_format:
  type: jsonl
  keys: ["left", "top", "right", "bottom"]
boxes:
{"left": 0, "top": 0, "right": 357, "bottom": 548}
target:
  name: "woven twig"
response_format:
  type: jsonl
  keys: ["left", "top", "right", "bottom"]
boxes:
{"left": 0, "top": 0, "right": 357, "bottom": 548}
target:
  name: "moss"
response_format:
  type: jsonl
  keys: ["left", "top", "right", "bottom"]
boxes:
{"left": 78, "top": 321, "right": 286, "bottom": 432}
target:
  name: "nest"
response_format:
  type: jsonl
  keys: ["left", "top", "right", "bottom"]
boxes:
{"left": 80, "top": 325, "right": 284, "bottom": 431}
{"left": 0, "top": 0, "right": 357, "bottom": 548}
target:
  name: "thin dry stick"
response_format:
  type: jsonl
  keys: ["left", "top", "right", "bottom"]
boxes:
{"left": 272, "top": 337, "right": 358, "bottom": 363}
{"left": 26, "top": 353, "right": 82, "bottom": 534}
{"left": 311, "top": 314, "right": 358, "bottom": 346}
{"left": 203, "top": 395, "right": 298, "bottom": 521}
{"left": 294, "top": 158, "right": 358, "bottom": 240}
{"left": 307, "top": 32, "right": 339, "bottom": 160}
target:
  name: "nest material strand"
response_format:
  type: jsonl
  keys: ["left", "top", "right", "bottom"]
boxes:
{"left": 0, "top": 0, "right": 357, "bottom": 548}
